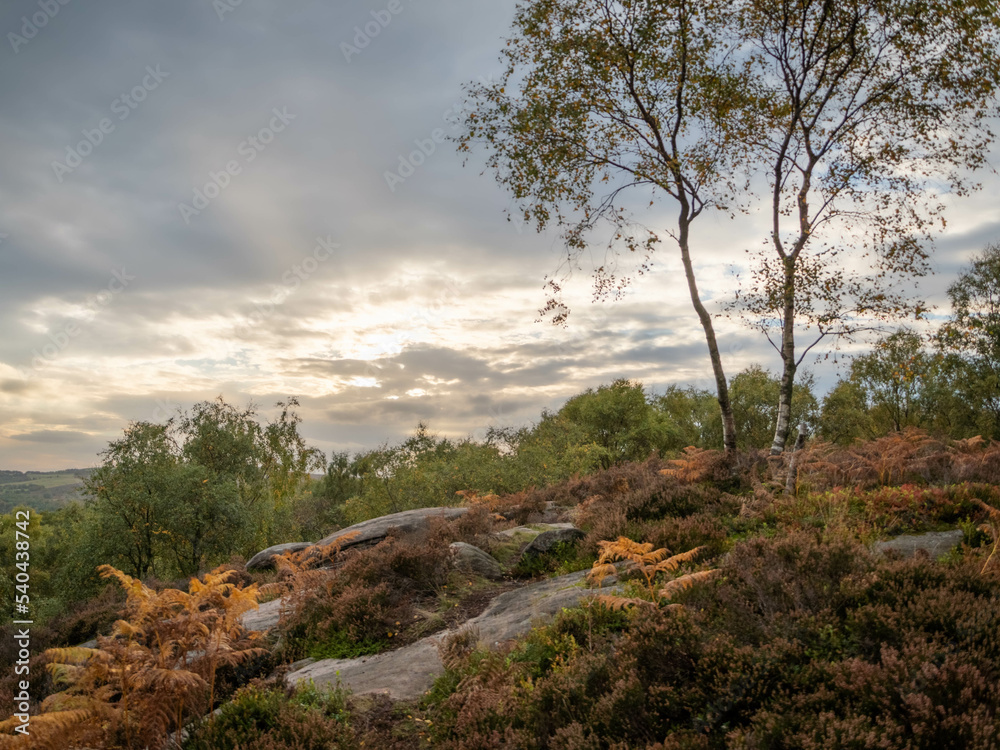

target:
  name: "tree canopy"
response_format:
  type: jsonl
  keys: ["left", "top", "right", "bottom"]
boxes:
{"left": 460, "top": 0, "right": 1000, "bottom": 454}
{"left": 82, "top": 397, "right": 323, "bottom": 577}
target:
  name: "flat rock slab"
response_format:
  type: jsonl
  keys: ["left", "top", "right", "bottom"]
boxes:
{"left": 286, "top": 638, "right": 444, "bottom": 703}
{"left": 242, "top": 597, "right": 284, "bottom": 632}
{"left": 285, "top": 568, "right": 620, "bottom": 701}
{"left": 246, "top": 542, "right": 313, "bottom": 571}
{"left": 874, "top": 529, "right": 964, "bottom": 559}
{"left": 496, "top": 522, "right": 577, "bottom": 538}
{"left": 314, "top": 506, "right": 469, "bottom": 553}
{"left": 458, "top": 568, "right": 608, "bottom": 646}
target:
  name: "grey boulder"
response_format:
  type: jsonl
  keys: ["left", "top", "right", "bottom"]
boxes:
{"left": 874, "top": 529, "right": 965, "bottom": 559}
{"left": 517, "top": 527, "right": 586, "bottom": 564}
{"left": 312, "top": 506, "right": 469, "bottom": 555}
{"left": 246, "top": 542, "right": 313, "bottom": 571}
{"left": 285, "top": 568, "right": 622, "bottom": 701}
{"left": 449, "top": 542, "right": 505, "bottom": 580}
{"left": 241, "top": 597, "right": 284, "bottom": 632}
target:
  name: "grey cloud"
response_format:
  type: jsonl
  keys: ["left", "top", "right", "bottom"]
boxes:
{"left": 1, "top": 0, "right": 996, "bottom": 470}
{"left": 9, "top": 429, "right": 91, "bottom": 444}
{"left": 0, "top": 379, "right": 33, "bottom": 395}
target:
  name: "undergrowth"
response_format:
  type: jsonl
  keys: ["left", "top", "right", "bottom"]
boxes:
{"left": 428, "top": 530, "right": 1000, "bottom": 749}
{"left": 183, "top": 679, "right": 356, "bottom": 750}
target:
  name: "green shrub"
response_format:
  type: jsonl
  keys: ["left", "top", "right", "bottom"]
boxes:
{"left": 183, "top": 680, "right": 355, "bottom": 750}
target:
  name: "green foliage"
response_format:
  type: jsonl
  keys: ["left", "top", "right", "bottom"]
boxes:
{"left": 651, "top": 368, "right": 817, "bottom": 452}
{"left": 557, "top": 379, "right": 679, "bottom": 467}
{"left": 727, "top": 365, "right": 817, "bottom": 451}
{"left": 339, "top": 418, "right": 603, "bottom": 525}
{"left": 80, "top": 397, "right": 323, "bottom": 580}
{"left": 849, "top": 328, "right": 938, "bottom": 433}
{"left": 511, "top": 539, "right": 588, "bottom": 579}
{"left": 651, "top": 385, "right": 721, "bottom": 450}
{"left": 937, "top": 242, "right": 1000, "bottom": 439}
{"left": 817, "top": 378, "right": 877, "bottom": 445}
{"left": 182, "top": 680, "right": 355, "bottom": 750}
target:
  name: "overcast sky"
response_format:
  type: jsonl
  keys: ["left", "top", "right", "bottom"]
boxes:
{"left": 1, "top": 0, "right": 997, "bottom": 471}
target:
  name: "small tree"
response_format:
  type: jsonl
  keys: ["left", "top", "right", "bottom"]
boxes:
{"left": 848, "top": 328, "right": 938, "bottom": 433}
{"left": 83, "top": 423, "right": 177, "bottom": 578}
{"left": 558, "top": 379, "right": 678, "bottom": 466}
{"left": 937, "top": 242, "right": 1000, "bottom": 438}
{"left": 461, "top": 0, "right": 1000, "bottom": 457}
{"left": 459, "top": 0, "right": 753, "bottom": 452}
{"left": 83, "top": 397, "right": 322, "bottom": 579}
{"left": 731, "top": 0, "right": 1000, "bottom": 453}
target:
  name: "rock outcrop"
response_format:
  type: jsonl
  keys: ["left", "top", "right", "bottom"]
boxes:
{"left": 874, "top": 529, "right": 965, "bottom": 559}
{"left": 449, "top": 542, "right": 505, "bottom": 580}
{"left": 284, "top": 568, "right": 622, "bottom": 701}
{"left": 516, "top": 527, "right": 586, "bottom": 564}
{"left": 246, "top": 542, "right": 313, "bottom": 571}
{"left": 311, "top": 506, "right": 469, "bottom": 555}
{"left": 244, "top": 506, "right": 472, "bottom": 571}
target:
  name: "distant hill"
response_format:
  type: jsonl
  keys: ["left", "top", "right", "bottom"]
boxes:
{"left": 0, "top": 469, "right": 93, "bottom": 514}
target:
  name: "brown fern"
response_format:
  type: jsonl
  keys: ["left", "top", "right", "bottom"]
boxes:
{"left": 658, "top": 569, "right": 721, "bottom": 600}
{"left": 593, "top": 593, "right": 655, "bottom": 611}
{"left": 659, "top": 447, "right": 725, "bottom": 483}
{"left": 1, "top": 565, "right": 268, "bottom": 750}
{"left": 588, "top": 536, "right": 716, "bottom": 611}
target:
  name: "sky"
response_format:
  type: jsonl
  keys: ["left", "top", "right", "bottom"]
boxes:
{"left": 1, "top": 0, "right": 998, "bottom": 471}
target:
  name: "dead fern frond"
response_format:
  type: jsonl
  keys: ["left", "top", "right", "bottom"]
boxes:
{"left": 590, "top": 536, "right": 715, "bottom": 610}
{"left": 25, "top": 563, "right": 268, "bottom": 750}
{"left": 596, "top": 536, "right": 655, "bottom": 564}
{"left": 43, "top": 645, "right": 109, "bottom": 666}
{"left": 660, "top": 446, "right": 726, "bottom": 483}
{"left": 595, "top": 594, "right": 655, "bottom": 611}
{"left": 659, "top": 569, "right": 720, "bottom": 601}
{"left": 976, "top": 498, "right": 1000, "bottom": 523}
{"left": 652, "top": 546, "right": 706, "bottom": 574}
{"left": 975, "top": 498, "right": 1000, "bottom": 575}
{"left": 0, "top": 709, "right": 100, "bottom": 750}
{"left": 587, "top": 563, "right": 618, "bottom": 587}
{"left": 276, "top": 530, "right": 362, "bottom": 576}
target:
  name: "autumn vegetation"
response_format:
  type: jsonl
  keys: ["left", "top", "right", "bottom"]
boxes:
{"left": 3, "top": 245, "right": 1000, "bottom": 746}
{"left": 3, "top": 367, "right": 1000, "bottom": 747}
{"left": 4, "top": 0, "right": 1000, "bottom": 743}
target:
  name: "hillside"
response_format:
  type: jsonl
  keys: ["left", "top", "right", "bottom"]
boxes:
{"left": 0, "top": 469, "right": 91, "bottom": 513}
{"left": 3, "top": 431, "right": 1000, "bottom": 749}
